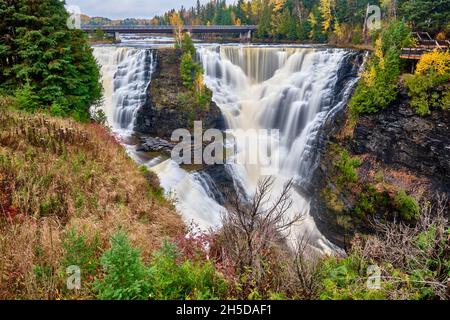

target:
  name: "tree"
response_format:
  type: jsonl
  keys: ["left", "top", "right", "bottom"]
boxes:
{"left": 257, "top": 0, "right": 272, "bottom": 38}
{"left": 169, "top": 12, "right": 184, "bottom": 47}
{"left": 319, "top": 0, "right": 335, "bottom": 33}
{"left": 0, "top": 0, "right": 101, "bottom": 120}
{"left": 399, "top": 0, "right": 450, "bottom": 33}
{"left": 217, "top": 177, "right": 304, "bottom": 297}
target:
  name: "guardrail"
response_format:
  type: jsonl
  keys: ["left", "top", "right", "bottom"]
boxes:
{"left": 81, "top": 25, "right": 258, "bottom": 34}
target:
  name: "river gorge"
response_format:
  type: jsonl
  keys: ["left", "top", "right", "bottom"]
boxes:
{"left": 93, "top": 40, "right": 364, "bottom": 253}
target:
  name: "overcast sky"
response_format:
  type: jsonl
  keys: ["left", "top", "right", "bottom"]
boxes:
{"left": 66, "top": 1, "right": 233, "bottom": 19}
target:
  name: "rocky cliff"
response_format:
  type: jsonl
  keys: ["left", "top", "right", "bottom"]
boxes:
{"left": 353, "top": 88, "right": 450, "bottom": 188}
{"left": 311, "top": 86, "right": 450, "bottom": 249}
{"left": 134, "top": 48, "right": 224, "bottom": 139}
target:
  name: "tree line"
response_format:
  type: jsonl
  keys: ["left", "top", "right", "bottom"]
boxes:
{"left": 152, "top": 0, "right": 449, "bottom": 43}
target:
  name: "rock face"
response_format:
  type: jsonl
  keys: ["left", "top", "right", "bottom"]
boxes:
{"left": 310, "top": 88, "right": 450, "bottom": 249}
{"left": 136, "top": 136, "right": 174, "bottom": 153}
{"left": 134, "top": 48, "right": 224, "bottom": 139}
{"left": 352, "top": 90, "right": 450, "bottom": 189}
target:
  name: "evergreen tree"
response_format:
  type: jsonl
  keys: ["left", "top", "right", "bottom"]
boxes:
{"left": 257, "top": 0, "right": 272, "bottom": 38}
{"left": 399, "top": 0, "right": 450, "bottom": 33}
{"left": 0, "top": 0, "right": 101, "bottom": 120}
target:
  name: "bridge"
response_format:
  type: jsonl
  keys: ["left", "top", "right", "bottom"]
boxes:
{"left": 82, "top": 25, "right": 258, "bottom": 41}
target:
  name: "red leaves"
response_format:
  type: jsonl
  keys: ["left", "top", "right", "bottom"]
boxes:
{"left": 1, "top": 206, "right": 25, "bottom": 224}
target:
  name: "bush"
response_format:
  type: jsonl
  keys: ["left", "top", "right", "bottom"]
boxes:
{"left": 334, "top": 149, "right": 361, "bottom": 185}
{"left": 349, "top": 21, "right": 411, "bottom": 117}
{"left": 405, "top": 50, "right": 450, "bottom": 116}
{"left": 14, "top": 83, "right": 39, "bottom": 111}
{"left": 180, "top": 52, "right": 200, "bottom": 89}
{"left": 181, "top": 33, "right": 196, "bottom": 57}
{"left": 318, "top": 254, "right": 386, "bottom": 300}
{"left": 95, "top": 232, "right": 227, "bottom": 300}
{"left": 95, "top": 231, "right": 150, "bottom": 300}
{"left": 62, "top": 229, "right": 101, "bottom": 285}
{"left": 354, "top": 184, "right": 388, "bottom": 218}
{"left": 395, "top": 190, "right": 420, "bottom": 221}
{"left": 147, "top": 241, "right": 227, "bottom": 300}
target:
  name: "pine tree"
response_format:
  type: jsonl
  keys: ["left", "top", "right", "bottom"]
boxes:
{"left": 0, "top": 0, "right": 101, "bottom": 120}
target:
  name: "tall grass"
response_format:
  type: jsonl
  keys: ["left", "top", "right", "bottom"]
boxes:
{"left": 0, "top": 108, "right": 182, "bottom": 299}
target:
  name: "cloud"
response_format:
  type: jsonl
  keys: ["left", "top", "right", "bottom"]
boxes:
{"left": 66, "top": 0, "right": 228, "bottom": 19}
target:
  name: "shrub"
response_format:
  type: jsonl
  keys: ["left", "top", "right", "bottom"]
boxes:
{"left": 62, "top": 229, "right": 101, "bottom": 286}
{"left": 14, "top": 83, "right": 39, "bottom": 111}
{"left": 349, "top": 21, "right": 411, "bottom": 117}
{"left": 50, "top": 102, "right": 66, "bottom": 117}
{"left": 318, "top": 254, "right": 387, "bottom": 300}
{"left": 95, "top": 231, "right": 150, "bottom": 300}
{"left": 334, "top": 149, "right": 361, "bottom": 185}
{"left": 181, "top": 33, "right": 196, "bottom": 57}
{"left": 394, "top": 190, "right": 420, "bottom": 221}
{"left": 354, "top": 184, "right": 387, "bottom": 218}
{"left": 147, "top": 241, "right": 227, "bottom": 300}
{"left": 405, "top": 50, "right": 450, "bottom": 116}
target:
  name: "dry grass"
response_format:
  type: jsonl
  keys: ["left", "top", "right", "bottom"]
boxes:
{"left": 0, "top": 109, "right": 183, "bottom": 299}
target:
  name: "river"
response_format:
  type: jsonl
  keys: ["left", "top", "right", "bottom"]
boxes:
{"left": 92, "top": 35, "right": 363, "bottom": 254}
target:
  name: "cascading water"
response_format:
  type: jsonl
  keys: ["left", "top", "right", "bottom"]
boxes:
{"left": 93, "top": 46, "right": 226, "bottom": 230}
{"left": 93, "top": 47, "right": 154, "bottom": 131}
{"left": 199, "top": 45, "right": 361, "bottom": 252}
{"left": 93, "top": 44, "right": 361, "bottom": 253}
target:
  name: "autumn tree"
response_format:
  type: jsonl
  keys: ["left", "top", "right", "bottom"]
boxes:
{"left": 169, "top": 12, "right": 184, "bottom": 47}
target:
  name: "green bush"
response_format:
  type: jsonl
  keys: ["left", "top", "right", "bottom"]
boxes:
{"left": 349, "top": 21, "right": 411, "bottom": 117}
{"left": 405, "top": 73, "right": 450, "bottom": 116}
{"left": 95, "top": 231, "right": 150, "bottom": 300}
{"left": 14, "top": 83, "right": 39, "bottom": 111}
{"left": 95, "top": 233, "right": 227, "bottom": 300}
{"left": 354, "top": 184, "right": 388, "bottom": 218}
{"left": 180, "top": 52, "right": 201, "bottom": 89}
{"left": 181, "top": 33, "right": 196, "bottom": 57}
{"left": 334, "top": 149, "right": 361, "bottom": 185}
{"left": 319, "top": 254, "right": 386, "bottom": 300}
{"left": 147, "top": 241, "right": 227, "bottom": 300}
{"left": 62, "top": 229, "right": 100, "bottom": 282}
{"left": 394, "top": 190, "right": 420, "bottom": 221}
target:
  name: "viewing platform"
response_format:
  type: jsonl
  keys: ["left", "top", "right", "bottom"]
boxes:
{"left": 400, "top": 32, "right": 450, "bottom": 60}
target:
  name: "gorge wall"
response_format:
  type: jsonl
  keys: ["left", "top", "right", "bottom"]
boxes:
{"left": 134, "top": 48, "right": 224, "bottom": 139}
{"left": 311, "top": 85, "right": 450, "bottom": 248}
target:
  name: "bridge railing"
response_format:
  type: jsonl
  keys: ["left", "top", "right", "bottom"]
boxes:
{"left": 81, "top": 25, "right": 258, "bottom": 31}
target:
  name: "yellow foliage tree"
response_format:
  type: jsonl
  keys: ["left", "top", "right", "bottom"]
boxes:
{"left": 415, "top": 50, "right": 450, "bottom": 76}
{"left": 308, "top": 12, "right": 317, "bottom": 39}
{"left": 272, "top": 0, "right": 286, "bottom": 12}
{"left": 319, "top": 0, "right": 334, "bottom": 33}
{"left": 169, "top": 12, "right": 184, "bottom": 47}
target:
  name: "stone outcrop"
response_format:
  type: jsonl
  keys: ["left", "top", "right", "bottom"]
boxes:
{"left": 134, "top": 48, "right": 224, "bottom": 139}
{"left": 311, "top": 87, "right": 450, "bottom": 249}
{"left": 352, "top": 89, "right": 450, "bottom": 188}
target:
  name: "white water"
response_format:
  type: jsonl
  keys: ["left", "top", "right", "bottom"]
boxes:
{"left": 93, "top": 44, "right": 360, "bottom": 253}
{"left": 93, "top": 46, "right": 225, "bottom": 230}
{"left": 199, "top": 45, "right": 359, "bottom": 252}
{"left": 94, "top": 47, "right": 154, "bottom": 131}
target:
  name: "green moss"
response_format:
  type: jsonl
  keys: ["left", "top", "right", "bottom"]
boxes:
{"left": 394, "top": 189, "right": 420, "bottom": 221}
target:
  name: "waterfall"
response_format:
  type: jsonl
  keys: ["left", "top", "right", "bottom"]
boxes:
{"left": 93, "top": 47, "right": 154, "bottom": 131}
{"left": 199, "top": 45, "right": 361, "bottom": 252}
{"left": 93, "top": 46, "right": 226, "bottom": 230}
{"left": 93, "top": 44, "right": 361, "bottom": 253}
